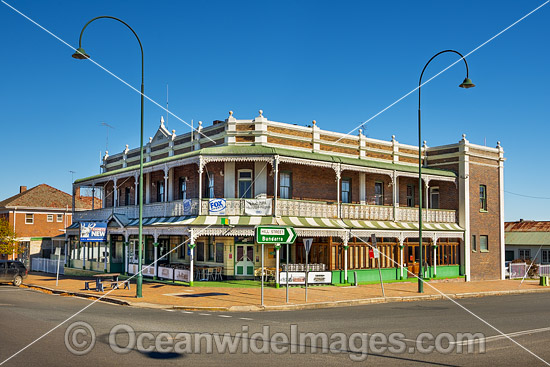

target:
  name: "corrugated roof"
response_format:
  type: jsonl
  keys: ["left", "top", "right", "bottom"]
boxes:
{"left": 505, "top": 232, "right": 550, "bottom": 245}
{"left": 75, "top": 145, "right": 456, "bottom": 184}
{"left": 505, "top": 221, "right": 550, "bottom": 232}
{"left": 0, "top": 184, "right": 95, "bottom": 210}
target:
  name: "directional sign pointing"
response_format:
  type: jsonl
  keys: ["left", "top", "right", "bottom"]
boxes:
{"left": 256, "top": 226, "right": 297, "bottom": 244}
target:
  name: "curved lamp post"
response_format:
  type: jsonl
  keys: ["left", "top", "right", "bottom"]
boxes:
{"left": 73, "top": 16, "right": 145, "bottom": 298}
{"left": 417, "top": 50, "right": 474, "bottom": 293}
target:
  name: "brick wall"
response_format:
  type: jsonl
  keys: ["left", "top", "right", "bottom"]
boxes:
{"left": 203, "top": 162, "right": 224, "bottom": 198}
{"left": 365, "top": 173, "right": 392, "bottom": 205}
{"left": 469, "top": 162, "right": 501, "bottom": 280}
{"left": 173, "top": 164, "right": 199, "bottom": 199}
{"left": 12, "top": 210, "right": 72, "bottom": 238}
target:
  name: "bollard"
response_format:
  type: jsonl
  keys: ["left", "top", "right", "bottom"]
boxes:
{"left": 540, "top": 276, "right": 548, "bottom": 287}
{"left": 354, "top": 271, "right": 358, "bottom": 287}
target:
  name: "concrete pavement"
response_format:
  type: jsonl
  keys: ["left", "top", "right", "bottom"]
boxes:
{"left": 21, "top": 272, "right": 550, "bottom": 311}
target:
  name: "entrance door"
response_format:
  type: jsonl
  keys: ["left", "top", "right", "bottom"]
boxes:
{"left": 235, "top": 245, "right": 254, "bottom": 277}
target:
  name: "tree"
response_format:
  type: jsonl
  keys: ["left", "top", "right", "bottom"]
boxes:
{"left": 0, "top": 217, "right": 19, "bottom": 257}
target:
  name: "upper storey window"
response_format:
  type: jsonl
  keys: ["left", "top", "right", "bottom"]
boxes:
{"left": 374, "top": 182, "right": 384, "bottom": 205}
{"left": 280, "top": 172, "right": 292, "bottom": 199}
{"left": 156, "top": 181, "right": 164, "bottom": 202}
{"left": 238, "top": 170, "right": 253, "bottom": 199}
{"left": 341, "top": 179, "right": 351, "bottom": 204}
{"left": 480, "top": 185, "right": 487, "bottom": 212}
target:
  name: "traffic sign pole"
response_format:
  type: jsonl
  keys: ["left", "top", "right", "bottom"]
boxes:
{"left": 286, "top": 243, "right": 289, "bottom": 303}
{"left": 261, "top": 243, "right": 264, "bottom": 306}
{"left": 372, "top": 234, "right": 385, "bottom": 297}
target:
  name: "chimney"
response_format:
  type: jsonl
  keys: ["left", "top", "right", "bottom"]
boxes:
{"left": 20, "top": 186, "right": 27, "bottom": 193}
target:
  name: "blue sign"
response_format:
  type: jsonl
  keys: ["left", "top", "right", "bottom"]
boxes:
{"left": 208, "top": 198, "right": 226, "bottom": 215}
{"left": 80, "top": 222, "right": 107, "bottom": 242}
{"left": 183, "top": 199, "right": 192, "bottom": 215}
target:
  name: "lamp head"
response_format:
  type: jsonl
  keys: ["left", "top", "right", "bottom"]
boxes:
{"left": 459, "top": 78, "right": 475, "bottom": 89}
{"left": 72, "top": 47, "right": 90, "bottom": 59}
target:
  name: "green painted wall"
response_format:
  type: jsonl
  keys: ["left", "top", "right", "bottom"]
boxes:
{"left": 332, "top": 265, "right": 460, "bottom": 283}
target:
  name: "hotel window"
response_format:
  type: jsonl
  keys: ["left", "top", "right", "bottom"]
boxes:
{"left": 406, "top": 184, "right": 415, "bottom": 207}
{"left": 480, "top": 235, "right": 488, "bottom": 252}
{"left": 542, "top": 250, "right": 550, "bottom": 264}
{"left": 480, "top": 185, "right": 487, "bottom": 211}
{"left": 280, "top": 172, "right": 292, "bottom": 199}
{"left": 25, "top": 214, "right": 33, "bottom": 224}
{"left": 47, "top": 214, "right": 53, "bottom": 222}
{"left": 519, "top": 249, "right": 531, "bottom": 260}
{"left": 206, "top": 175, "right": 215, "bottom": 198}
{"left": 156, "top": 181, "right": 164, "bottom": 202}
{"left": 216, "top": 243, "right": 224, "bottom": 263}
{"left": 196, "top": 242, "right": 205, "bottom": 262}
{"left": 208, "top": 243, "right": 214, "bottom": 261}
{"left": 471, "top": 235, "right": 477, "bottom": 252}
{"left": 124, "top": 187, "right": 131, "bottom": 206}
{"left": 429, "top": 187, "right": 440, "bottom": 209}
{"left": 341, "top": 179, "right": 351, "bottom": 204}
{"left": 57, "top": 214, "right": 63, "bottom": 222}
{"left": 374, "top": 182, "right": 384, "bottom": 205}
{"left": 179, "top": 178, "right": 187, "bottom": 200}
{"left": 238, "top": 170, "right": 253, "bottom": 199}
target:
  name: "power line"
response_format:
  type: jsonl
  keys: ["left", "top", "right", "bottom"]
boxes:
{"left": 505, "top": 191, "right": 550, "bottom": 200}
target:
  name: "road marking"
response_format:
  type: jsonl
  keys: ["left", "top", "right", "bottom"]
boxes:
{"left": 164, "top": 309, "right": 175, "bottom": 312}
{"left": 239, "top": 317, "right": 253, "bottom": 321}
{"left": 199, "top": 313, "right": 211, "bottom": 316}
{"left": 401, "top": 326, "right": 550, "bottom": 346}
{"left": 218, "top": 315, "right": 232, "bottom": 318}
{"left": 180, "top": 311, "right": 194, "bottom": 314}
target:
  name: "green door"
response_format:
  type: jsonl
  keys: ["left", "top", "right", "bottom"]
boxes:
{"left": 235, "top": 245, "right": 254, "bottom": 277}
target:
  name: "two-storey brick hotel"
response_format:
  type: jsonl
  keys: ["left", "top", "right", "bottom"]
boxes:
{"left": 66, "top": 110, "right": 505, "bottom": 283}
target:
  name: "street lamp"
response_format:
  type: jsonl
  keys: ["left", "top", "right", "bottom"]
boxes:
{"left": 73, "top": 16, "right": 146, "bottom": 298}
{"left": 417, "top": 50, "right": 474, "bottom": 293}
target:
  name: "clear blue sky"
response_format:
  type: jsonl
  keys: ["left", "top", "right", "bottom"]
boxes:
{"left": 1, "top": 1, "right": 548, "bottom": 221}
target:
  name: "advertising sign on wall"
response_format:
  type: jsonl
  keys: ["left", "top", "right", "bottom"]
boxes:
{"left": 80, "top": 222, "right": 107, "bottom": 242}
{"left": 244, "top": 199, "right": 272, "bottom": 216}
{"left": 279, "top": 271, "right": 332, "bottom": 285}
{"left": 209, "top": 198, "right": 226, "bottom": 215}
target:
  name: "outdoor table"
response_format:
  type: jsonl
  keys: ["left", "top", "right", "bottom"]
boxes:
{"left": 93, "top": 273, "right": 120, "bottom": 291}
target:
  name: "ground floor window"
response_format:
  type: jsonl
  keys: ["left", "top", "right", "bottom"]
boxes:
{"left": 519, "top": 249, "right": 531, "bottom": 260}
{"left": 542, "top": 250, "right": 550, "bottom": 264}
{"left": 505, "top": 250, "right": 514, "bottom": 262}
{"left": 216, "top": 243, "right": 224, "bottom": 263}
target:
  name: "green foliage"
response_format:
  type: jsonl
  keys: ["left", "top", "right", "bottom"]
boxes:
{"left": 0, "top": 218, "right": 19, "bottom": 256}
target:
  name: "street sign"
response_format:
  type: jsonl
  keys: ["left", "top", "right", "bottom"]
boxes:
{"left": 255, "top": 226, "right": 297, "bottom": 244}
{"left": 303, "top": 238, "right": 313, "bottom": 253}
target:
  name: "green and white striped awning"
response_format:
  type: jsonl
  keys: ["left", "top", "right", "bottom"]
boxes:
{"left": 124, "top": 215, "right": 463, "bottom": 232}
{"left": 127, "top": 216, "right": 196, "bottom": 226}
{"left": 276, "top": 217, "right": 463, "bottom": 231}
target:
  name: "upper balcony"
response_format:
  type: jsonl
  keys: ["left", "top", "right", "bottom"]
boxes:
{"left": 73, "top": 198, "right": 456, "bottom": 223}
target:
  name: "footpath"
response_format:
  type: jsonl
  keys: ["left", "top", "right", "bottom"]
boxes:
{"left": 22, "top": 273, "right": 550, "bottom": 312}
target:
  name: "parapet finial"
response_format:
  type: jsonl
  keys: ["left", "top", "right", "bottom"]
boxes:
{"left": 259, "top": 109, "right": 263, "bottom": 117}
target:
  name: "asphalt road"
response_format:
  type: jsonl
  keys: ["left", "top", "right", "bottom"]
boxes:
{"left": 1, "top": 285, "right": 550, "bottom": 366}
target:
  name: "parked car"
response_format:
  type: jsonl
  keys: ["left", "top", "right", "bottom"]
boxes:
{"left": 0, "top": 260, "right": 28, "bottom": 286}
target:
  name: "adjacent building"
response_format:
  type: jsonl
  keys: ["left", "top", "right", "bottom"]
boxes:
{"left": 0, "top": 184, "right": 96, "bottom": 264}
{"left": 505, "top": 220, "right": 550, "bottom": 264}
{"left": 67, "top": 111, "right": 505, "bottom": 282}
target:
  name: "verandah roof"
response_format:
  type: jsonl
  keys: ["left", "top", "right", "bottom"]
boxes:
{"left": 123, "top": 215, "right": 463, "bottom": 232}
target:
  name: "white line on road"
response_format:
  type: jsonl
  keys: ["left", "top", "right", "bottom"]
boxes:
{"left": 218, "top": 315, "right": 232, "bottom": 318}
{"left": 401, "top": 326, "right": 550, "bottom": 346}
{"left": 199, "top": 313, "right": 211, "bottom": 316}
{"left": 239, "top": 317, "right": 253, "bottom": 321}
{"left": 180, "top": 311, "right": 194, "bottom": 314}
